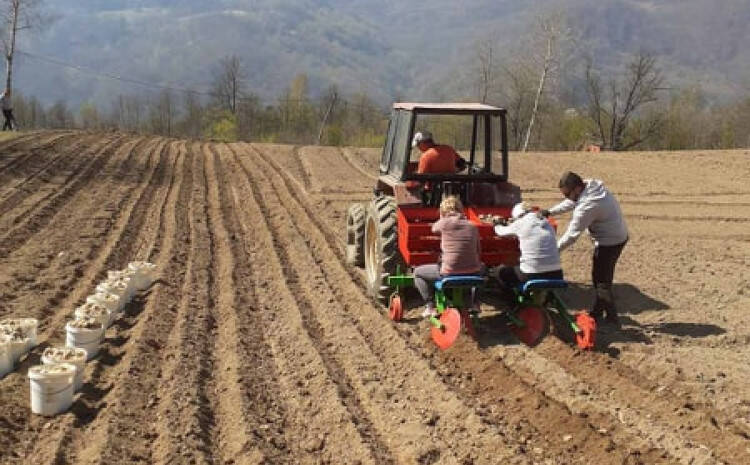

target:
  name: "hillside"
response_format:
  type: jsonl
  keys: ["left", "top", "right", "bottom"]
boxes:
{"left": 13, "top": 0, "right": 750, "bottom": 107}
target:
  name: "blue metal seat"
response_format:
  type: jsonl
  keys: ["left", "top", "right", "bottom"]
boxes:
{"left": 435, "top": 275, "right": 485, "bottom": 291}
{"left": 520, "top": 279, "right": 568, "bottom": 295}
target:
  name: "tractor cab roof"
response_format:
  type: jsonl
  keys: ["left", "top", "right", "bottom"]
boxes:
{"left": 392, "top": 102, "right": 506, "bottom": 115}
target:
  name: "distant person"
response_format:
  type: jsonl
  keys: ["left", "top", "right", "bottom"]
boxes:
{"left": 414, "top": 196, "right": 482, "bottom": 317}
{"left": 1, "top": 88, "right": 15, "bottom": 131}
{"left": 539, "top": 171, "right": 628, "bottom": 327}
{"left": 493, "top": 202, "right": 563, "bottom": 298}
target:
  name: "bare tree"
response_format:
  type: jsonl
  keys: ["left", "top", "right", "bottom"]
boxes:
{"left": 112, "top": 94, "right": 144, "bottom": 132}
{"left": 1, "top": 0, "right": 44, "bottom": 93}
{"left": 474, "top": 37, "right": 496, "bottom": 103}
{"left": 317, "top": 85, "right": 338, "bottom": 145}
{"left": 585, "top": 52, "right": 665, "bottom": 150}
{"left": 522, "top": 11, "right": 572, "bottom": 152}
{"left": 213, "top": 55, "right": 245, "bottom": 114}
{"left": 498, "top": 62, "right": 535, "bottom": 150}
{"left": 150, "top": 89, "right": 175, "bottom": 136}
{"left": 181, "top": 91, "right": 203, "bottom": 139}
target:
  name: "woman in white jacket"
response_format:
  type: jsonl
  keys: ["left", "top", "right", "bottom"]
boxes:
{"left": 542, "top": 171, "right": 628, "bottom": 327}
{"left": 493, "top": 202, "right": 563, "bottom": 293}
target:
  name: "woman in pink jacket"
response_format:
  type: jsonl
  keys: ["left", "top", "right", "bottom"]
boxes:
{"left": 414, "top": 196, "right": 482, "bottom": 317}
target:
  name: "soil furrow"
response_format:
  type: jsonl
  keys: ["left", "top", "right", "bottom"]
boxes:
{"left": 492, "top": 343, "right": 725, "bottom": 465}
{"left": 68, "top": 142, "right": 191, "bottom": 465}
{"left": 0, "top": 131, "right": 73, "bottom": 174}
{"left": 533, "top": 338, "right": 750, "bottom": 464}
{"left": 232, "top": 145, "right": 399, "bottom": 464}
{"left": 237, "top": 143, "right": 526, "bottom": 465}
{"left": 202, "top": 145, "right": 248, "bottom": 461}
{"left": 338, "top": 147, "right": 379, "bottom": 181}
{"left": 0, "top": 136, "right": 167, "bottom": 464}
{"left": 0, "top": 134, "right": 126, "bottom": 258}
{"left": 220, "top": 145, "right": 379, "bottom": 464}
{"left": 0, "top": 137, "right": 156, "bottom": 323}
{"left": 0, "top": 136, "right": 82, "bottom": 201}
{"left": 292, "top": 145, "right": 313, "bottom": 191}
{"left": 39, "top": 142, "right": 183, "bottom": 465}
{"left": 248, "top": 142, "right": 747, "bottom": 460}
{"left": 142, "top": 142, "right": 185, "bottom": 262}
{"left": 205, "top": 144, "right": 296, "bottom": 463}
{"left": 36, "top": 141, "right": 189, "bottom": 465}
{"left": 45, "top": 138, "right": 172, "bottom": 340}
{"left": 0, "top": 134, "right": 107, "bottom": 231}
{"left": 149, "top": 143, "right": 217, "bottom": 464}
{"left": 245, "top": 143, "right": 678, "bottom": 464}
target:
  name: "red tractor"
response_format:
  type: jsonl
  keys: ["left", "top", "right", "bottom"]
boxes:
{"left": 346, "top": 103, "right": 594, "bottom": 349}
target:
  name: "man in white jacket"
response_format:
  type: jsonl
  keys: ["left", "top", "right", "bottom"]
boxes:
{"left": 541, "top": 171, "right": 628, "bottom": 326}
{"left": 494, "top": 202, "right": 563, "bottom": 294}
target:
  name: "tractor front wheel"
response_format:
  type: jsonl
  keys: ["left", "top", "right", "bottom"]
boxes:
{"left": 364, "top": 196, "right": 401, "bottom": 305}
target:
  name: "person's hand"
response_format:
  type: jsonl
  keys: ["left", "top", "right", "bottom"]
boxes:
{"left": 537, "top": 209, "right": 550, "bottom": 218}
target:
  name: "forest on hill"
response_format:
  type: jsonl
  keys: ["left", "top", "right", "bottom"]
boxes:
{"left": 5, "top": 0, "right": 750, "bottom": 149}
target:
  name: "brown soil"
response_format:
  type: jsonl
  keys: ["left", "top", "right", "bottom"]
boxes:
{"left": 1, "top": 132, "right": 748, "bottom": 464}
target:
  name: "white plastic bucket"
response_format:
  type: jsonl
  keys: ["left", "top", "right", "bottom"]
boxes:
{"left": 65, "top": 319, "right": 104, "bottom": 361}
{"left": 28, "top": 363, "right": 76, "bottom": 416}
{"left": 74, "top": 302, "right": 112, "bottom": 328}
{"left": 0, "top": 335, "right": 12, "bottom": 378}
{"left": 96, "top": 279, "right": 131, "bottom": 304}
{"left": 108, "top": 271, "right": 136, "bottom": 299}
{"left": 41, "top": 347, "right": 87, "bottom": 391}
{"left": 1, "top": 327, "right": 30, "bottom": 364}
{"left": 0, "top": 318, "right": 38, "bottom": 350}
{"left": 107, "top": 270, "right": 127, "bottom": 281}
{"left": 128, "top": 261, "right": 157, "bottom": 291}
{"left": 87, "top": 292, "right": 122, "bottom": 313}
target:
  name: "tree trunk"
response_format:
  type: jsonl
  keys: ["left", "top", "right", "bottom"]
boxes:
{"left": 5, "top": 0, "right": 20, "bottom": 93}
{"left": 317, "top": 91, "right": 337, "bottom": 145}
{"left": 522, "top": 36, "right": 552, "bottom": 152}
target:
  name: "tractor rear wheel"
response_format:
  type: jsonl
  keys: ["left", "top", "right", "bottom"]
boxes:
{"left": 364, "top": 196, "right": 401, "bottom": 305}
{"left": 345, "top": 203, "right": 366, "bottom": 267}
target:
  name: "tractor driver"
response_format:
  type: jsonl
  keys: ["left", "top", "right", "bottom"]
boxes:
{"left": 412, "top": 131, "right": 467, "bottom": 174}
{"left": 407, "top": 131, "right": 467, "bottom": 196}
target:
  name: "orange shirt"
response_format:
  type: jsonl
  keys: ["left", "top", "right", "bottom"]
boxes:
{"left": 417, "top": 144, "right": 461, "bottom": 174}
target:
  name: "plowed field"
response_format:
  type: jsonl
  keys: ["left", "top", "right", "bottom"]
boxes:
{"left": 1, "top": 131, "right": 749, "bottom": 465}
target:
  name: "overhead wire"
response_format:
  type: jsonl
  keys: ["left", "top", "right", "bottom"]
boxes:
{"left": 16, "top": 49, "right": 389, "bottom": 114}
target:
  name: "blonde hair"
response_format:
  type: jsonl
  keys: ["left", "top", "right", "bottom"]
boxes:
{"left": 440, "top": 196, "right": 464, "bottom": 216}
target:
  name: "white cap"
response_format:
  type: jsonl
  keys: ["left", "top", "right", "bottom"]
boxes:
{"left": 511, "top": 202, "right": 529, "bottom": 220}
{"left": 411, "top": 131, "right": 433, "bottom": 148}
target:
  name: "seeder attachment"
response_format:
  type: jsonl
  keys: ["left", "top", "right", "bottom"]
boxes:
{"left": 574, "top": 312, "right": 596, "bottom": 350}
{"left": 430, "top": 308, "right": 462, "bottom": 350}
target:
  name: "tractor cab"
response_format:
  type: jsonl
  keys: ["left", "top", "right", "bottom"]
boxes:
{"left": 346, "top": 103, "right": 522, "bottom": 304}
{"left": 377, "top": 102, "right": 519, "bottom": 208}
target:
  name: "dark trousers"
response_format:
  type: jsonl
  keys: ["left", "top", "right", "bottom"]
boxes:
{"left": 591, "top": 238, "right": 627, "bottom": 317}
{"left": 2, "top": 109, "right": 15, "bottom": 130}
{"left": 495, "top": 266, "right": 563, "bottom": 305}
{"left": 497, "top": 266, "right": 564, "bottom": 290}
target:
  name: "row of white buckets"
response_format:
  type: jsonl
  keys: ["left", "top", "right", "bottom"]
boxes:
{"left": 1, "top": 261, "right": 156, "bottom": 416}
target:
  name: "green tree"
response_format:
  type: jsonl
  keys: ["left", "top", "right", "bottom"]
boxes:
{"left": 204, "top": 109, "right": 237, "bottom": 142}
